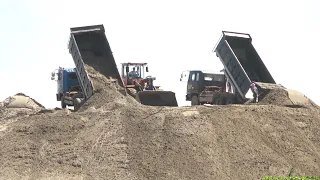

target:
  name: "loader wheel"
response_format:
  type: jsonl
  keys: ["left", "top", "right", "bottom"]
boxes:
{"left": 191, "top": 95, "right": 199, "bottom": 106}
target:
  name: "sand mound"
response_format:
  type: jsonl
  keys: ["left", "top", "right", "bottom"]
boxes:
{"left": 1, "top": 67, "right": 320, "bottom": 179}
{"left": 286, "top": 89, "right": 319, "bottom": 107}
{"left": 1, "top": 93, "right": 45, "bottom": 110}
{"left": 0, "top": 93, "right": 45, "bottom": 121}
{"left": 1, "top": 103, "right": 320, "bottom": 179}
{"left": 258, "top": 88, "right": 294, "bottom": 106}
{"left": 77, "top": 65, "right": 140, "bottom": 112}
{"left": 258, "top": 88, "right": 318, "bottom": 108}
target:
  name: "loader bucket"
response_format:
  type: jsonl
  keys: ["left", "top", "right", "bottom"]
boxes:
{"left": 136, "top": 91, "right": 178, "bottom": 107}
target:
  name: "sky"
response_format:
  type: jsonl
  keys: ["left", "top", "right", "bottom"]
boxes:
{"left": 0, "top": 0, "right": 319, "bottom": 108}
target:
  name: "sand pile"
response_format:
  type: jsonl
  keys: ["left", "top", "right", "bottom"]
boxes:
{"left": 1, "top": 68, "right": 320, "bottom": 179}
{"left": 78, "top": 65, "right": 140, "bottom": 112}
{"left": 258, "top": 88, "right": 294, "bottom": 106}
{"left": 257, "top": 88, "right": 319, "bottom": 108}
{"left": 1, "top": 101, "right": 320, "bottom": 179}
{"left": 1, "top": 93, "right": 44, "bottom": 110}
{"left": 0, "top": 93, "right": 45, "bottom": 121}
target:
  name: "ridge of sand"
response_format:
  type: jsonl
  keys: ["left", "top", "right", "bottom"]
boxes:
{"left": 1, "top": 67, "right": 320, "bottom": 180}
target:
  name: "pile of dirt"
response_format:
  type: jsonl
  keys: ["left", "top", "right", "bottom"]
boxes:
{"left": 1, "top": 67, "right": 320, "bottom": 179}
{"left": 78, "top": 65, "right": 140, "bottom": 112}
{"left": 0, "top": 93, "right": 45, "bottom": 121}
{"left": 1, "top": 93, "right": 44, "bottom": 109}
{"left": 258, "top": 88, "right": 318, "bottom": 108}
{"left": 258, "top": 88, "right": 294, "bottom": 106}
{"left": 1, "top": 102, "right": 320, "bottom": 179}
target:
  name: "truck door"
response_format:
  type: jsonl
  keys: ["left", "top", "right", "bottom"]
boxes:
{"left": 187, "top": 71, "right": 201, "bottom": 94}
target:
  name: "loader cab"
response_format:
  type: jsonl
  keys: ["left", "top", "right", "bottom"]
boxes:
{"left": 184, "top": 70, "right": 226, "bottom": 101}
{"left": 121, "top": 62, "right": 149, "bottom": 86}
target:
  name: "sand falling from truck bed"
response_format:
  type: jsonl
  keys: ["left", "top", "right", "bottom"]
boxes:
{"left": 77, "top": 65, "right": 141, "bottom": 112}
{"left": 257, "top": 88, "right": 318, "bottom": 108}
{"left": 1, "top": 67, "right": 320, "bottom": 179}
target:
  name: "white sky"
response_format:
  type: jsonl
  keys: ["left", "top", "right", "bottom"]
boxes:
{"left": 0, "top": 0, "right": 319, "bottom": 108}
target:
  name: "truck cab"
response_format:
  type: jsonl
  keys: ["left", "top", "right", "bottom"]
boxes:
{"left": 181, "top": 70, "right": 235, "bottom": 105}
{"left": 51, "top": 67, "right": 83, "bottom": 109}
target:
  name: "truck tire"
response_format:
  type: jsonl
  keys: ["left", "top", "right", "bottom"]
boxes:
{"left": 74, "top": 99, "right": 80, "bottom": 111}
{"left": 61, "top": 96, "right": 67, "bottom": 109}
{"left": 213, "top": 93, "right": 226, "bottom": 105}
{"left": 191, "top": 95, "right": 199, "bottom": 106}
{"left": 225, "top": 94, "right": 236, "bottom": 105}
{"left": 72, "top": 93, "right": 83, "bottom": 111}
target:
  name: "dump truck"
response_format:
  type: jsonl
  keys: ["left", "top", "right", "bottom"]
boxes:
{"left": 67, "top": 24, "right": 178, "bottom": 110}
{"left": 213, "top": 31, "right": 285, "bottom": 104}
{"left": 51, "top": 67, "right": 83, "bottom": 109}
{"left": 180, "top": 70, "right": 235, "bottom": 105}
{"left": 182, "top": 31, "right": 286, "bottom": 106}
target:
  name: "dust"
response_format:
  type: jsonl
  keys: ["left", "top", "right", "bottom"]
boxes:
{"left": 1, "top": 68, "right": 320, "bottom": 180}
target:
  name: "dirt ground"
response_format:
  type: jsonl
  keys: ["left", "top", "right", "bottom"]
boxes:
{"left": 1, "top": 68, "right": 320, "bottom": 180}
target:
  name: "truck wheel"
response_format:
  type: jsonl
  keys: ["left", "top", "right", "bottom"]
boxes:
{"left": 191, "top": 95, "right": 199, "bottom": 106}
{"left": 73, "top": 99, "right": 79, "bottom": 111}
{"left": 225, "top": 95, "right": 236, "bottom": 105}
{"left": 61, "top": 96, "right": 67, "bottom": 109}
{"left": 72, "top": 94, "right": 83, "bottom": 111}
{"left": 213, "top": 94, "right": 226, "bottom": 105}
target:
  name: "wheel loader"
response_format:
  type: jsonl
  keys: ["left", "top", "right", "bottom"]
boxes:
{"left": 121, "top": 62, "right": 178, "bottom": 107}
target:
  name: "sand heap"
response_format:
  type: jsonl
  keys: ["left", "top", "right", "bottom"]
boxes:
{"left": 1, "top": 93, "right": 44, "bottom": 109}
{"left": 77, "top": 65, "right": 140, "bottom": 112}
{"left": 1, "top": 67, "right": 320, "bottom": 180}
{"left": 258, "top": 88, "right": 293, "bottom": 106}
{"left": 0, "top": 93, "right": 45, "bottom": 121}
{"left": 258, "top": 88, "right": 318, "bottom": 108}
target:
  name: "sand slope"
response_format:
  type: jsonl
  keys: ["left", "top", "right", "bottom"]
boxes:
{"left": 1, "top": 68, "right": 320, "bottom": 180}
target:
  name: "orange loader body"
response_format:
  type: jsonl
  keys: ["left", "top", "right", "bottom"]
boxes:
{"left": 120, "top": 62, "right": 177, "bottom": 106}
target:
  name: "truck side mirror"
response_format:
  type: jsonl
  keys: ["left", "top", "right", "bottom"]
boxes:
{"left": 146, "top": 66, "right": 149, "bottom": 72}
{"left": 126, "top": 66, "right": 129, "bottom": 73}
{"left": 51, "top": 72, "right": 55, "bottom": 80}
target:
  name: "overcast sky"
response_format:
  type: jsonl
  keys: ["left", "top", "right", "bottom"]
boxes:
{"left": 0, "top": 0, "right": 319, "bottom": 108}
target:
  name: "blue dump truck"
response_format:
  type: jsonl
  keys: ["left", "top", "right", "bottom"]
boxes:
{"left": 51, "top": 67, "right": 83, "bottom": 109}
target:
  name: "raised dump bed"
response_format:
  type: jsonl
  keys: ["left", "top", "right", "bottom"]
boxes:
{"left": 213, "top": 31, "right": 281, "bottom": 100}
{"left": 68, "top": 24, "right": 126, "bottom": 101}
